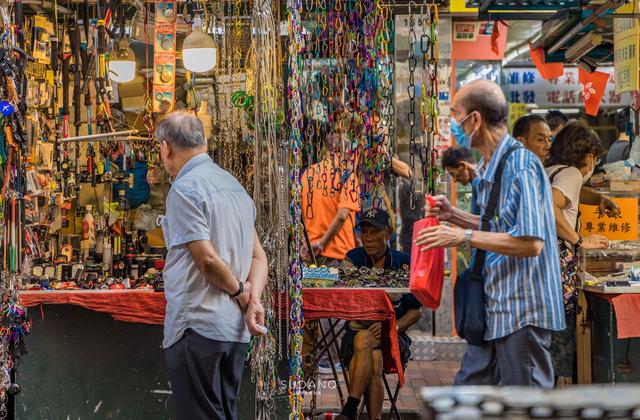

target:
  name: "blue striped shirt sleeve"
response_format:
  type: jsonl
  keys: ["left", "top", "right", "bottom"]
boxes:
{"left": 504, "top": 165, "right": 546, "bottom": 240}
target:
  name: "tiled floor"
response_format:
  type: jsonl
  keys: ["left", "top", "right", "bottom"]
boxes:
{"left": 303, "top": 360, "right": 460, "bottom": 414}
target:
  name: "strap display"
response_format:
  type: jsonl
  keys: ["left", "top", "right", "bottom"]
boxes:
{"left": 471, "top": 145, "right": 520, "bottom": 276}
{"left": 152, "top": 0, "right": 176, "bottom": 113}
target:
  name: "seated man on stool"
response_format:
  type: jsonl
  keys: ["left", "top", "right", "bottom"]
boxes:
{"left": 337, "top": 208, "right": 422, "bottom": 420}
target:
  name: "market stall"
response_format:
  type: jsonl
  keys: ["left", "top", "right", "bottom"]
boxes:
{"left": 0, "top": 0, "right": 639, "bottom": 417}
{"left": 2, "top": 0, "right": 452, "bottom": 415}
{"left": 571, "top": 154, "right": 640, "bottom": 384}
{"left": 578, "top": 241, "right": 640, "bottom": 384}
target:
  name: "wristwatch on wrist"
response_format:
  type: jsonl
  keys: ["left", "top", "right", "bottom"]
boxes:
{"left": 573, "top": 236, "right": 583, "bottom": 249}
{"left": 315, "top": 241, "right": 324, "bottom": 251}
{"left": 230, "top": 281, "right": 243, "bottom": 299}
{"left": 464, "top": 229, "right": 473, "bottom": 250}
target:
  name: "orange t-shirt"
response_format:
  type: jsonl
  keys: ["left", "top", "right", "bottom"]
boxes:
{"left": 301, "top": 159, "right": 361, "bottom": 260}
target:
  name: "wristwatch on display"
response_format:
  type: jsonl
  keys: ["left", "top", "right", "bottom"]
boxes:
{"left": 464, "top": 229, "right": 473, "bottom": 250}
{"left": 230, "top": 281, "right": 243, "bottom": 299}
{"left": 573, "top": 236, "right": 583, "bottom": 249}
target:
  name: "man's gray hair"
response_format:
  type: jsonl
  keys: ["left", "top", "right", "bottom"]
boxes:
{"left": 155, "top": 111, "right": 206, "bottom": 149}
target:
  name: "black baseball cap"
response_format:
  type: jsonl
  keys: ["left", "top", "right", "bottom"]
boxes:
{"left": 358, "top": 208, "right": 391, "bottom": 230}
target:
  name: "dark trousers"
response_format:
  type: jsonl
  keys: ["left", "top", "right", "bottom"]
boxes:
{"left": 165, "top": 329, "right": 248, "bottom": 420}
{"left": 454, "top": 326, "right": 554, "bottom": 389}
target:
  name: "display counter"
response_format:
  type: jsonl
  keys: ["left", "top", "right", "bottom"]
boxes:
{"left": 15, "top": 291, "right": 263, "bottom": 419}
{"left": 15, "top": 286, "right": 407, "bottom": 418}
{"left": 20, "top": 289, "right": 166, "bottom": 324}
{"left": 578, "top": 285, "right": 640, "bottom": 384}
{"left": 577, "top": 230, "right": 640, "bottom": 384}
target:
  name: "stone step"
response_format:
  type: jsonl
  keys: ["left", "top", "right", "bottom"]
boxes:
{"left": 408, "top": 332, "right": 466, "bottom": 362}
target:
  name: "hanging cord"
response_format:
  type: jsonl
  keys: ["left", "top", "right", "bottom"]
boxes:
{"left": 407, "top": 1, "right": 417, "bottom": 208}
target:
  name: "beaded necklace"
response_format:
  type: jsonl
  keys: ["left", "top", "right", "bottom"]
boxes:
{"left": 287, "top": 0, "right": 305, "bottom": 417}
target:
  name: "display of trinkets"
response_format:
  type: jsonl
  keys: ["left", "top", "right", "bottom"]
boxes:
{"left": 583, "top": 241, "right": 640, "bottom": 277}
{"left": 301, "top": 265, "right": 410, "bottom": 289}
{"left": 337, "top": 266, "right": 410, "bottom": 288}
{"left": 23, "top": 266, "right": 164, "bottom": 292}
{"left": 302, "top": 266, "right": 339, "bottom": 286}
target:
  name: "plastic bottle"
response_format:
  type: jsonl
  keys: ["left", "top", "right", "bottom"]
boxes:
{"left": 118, "top": 189, "right": 130, "bottom": 213}
{"left": 103, "top": 241, "right": 113, "bottom": 269}
{"left": 81, "top": 205, "right": 96, "bottom": 248}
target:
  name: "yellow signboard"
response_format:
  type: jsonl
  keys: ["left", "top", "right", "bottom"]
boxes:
{"left": 450, "top": 0, "right": 477, "bottom": 13}
{"left": 617, "top": 0, "right": 639, "bottom": 14}
{"left": 613, "top": 17, "right": 640, "bottom": 94}
{"left": 579, "top": 197, "right": 639, "bottom": 241}
{"left": 508, "top": 103, "right": 527, "bottom": 132}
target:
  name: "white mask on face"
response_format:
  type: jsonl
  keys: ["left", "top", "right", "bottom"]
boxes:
{"left": 583, "top": 167, "right": 595, "bottom": 184}
{"left": 583, "top": 157, "right": 595, "bottom": 184}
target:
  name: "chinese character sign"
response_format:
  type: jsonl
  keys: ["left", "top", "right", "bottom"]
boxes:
{"left": 506, "top": 67, "right": 631, "bottom": 108}
{"left": 613, "top": 17, "right": 640, "bottom": 94}
{"left": 579, "top": 197, "right": 638, "bottom": 241}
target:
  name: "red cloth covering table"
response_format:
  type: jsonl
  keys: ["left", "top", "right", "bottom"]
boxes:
{"left": 582, "top": 286, "right": 640, "bottom": 339}
{"left": 20, "top": 287, "right": 405, "bottom": 386}
{"left": 611, "top": 294, "right": 640, "bottom": 339}
{"left": 291, "top": 288, "right": 406, "bottom": 387}
{"left": 19, "top": 290, "right": 167, "bottom": 325}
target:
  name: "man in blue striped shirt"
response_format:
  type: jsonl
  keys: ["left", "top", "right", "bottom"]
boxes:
{"left": 415, "top": 80, "right": 564, "bottom": 388}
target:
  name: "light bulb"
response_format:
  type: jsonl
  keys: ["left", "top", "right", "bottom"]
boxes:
{"left": 182, "top": 28, "right": 216, "bottom": 73}
{"left": 109, "top": 40, "right": 136, "bottom": 83}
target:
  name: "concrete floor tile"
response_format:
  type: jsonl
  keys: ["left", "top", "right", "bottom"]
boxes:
{"left": 304, "top": 360, "right": 457, "bottom": 413}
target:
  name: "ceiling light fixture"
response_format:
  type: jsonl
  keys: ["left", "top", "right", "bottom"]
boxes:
{"left": 182, "top": 17, "right": 216, "bottom": 73}
{"left": 109, "top": 39, "right": 137, "bottom": 83}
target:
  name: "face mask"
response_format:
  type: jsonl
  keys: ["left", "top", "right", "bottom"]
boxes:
{"left": 583, "top": 167, "right": 595, "bottom": 185}
{"left": 450, "top": 113, "right": 474, "bottom": 148}
{"left": 583, "top": 158, "right": 595, "bottom": 184}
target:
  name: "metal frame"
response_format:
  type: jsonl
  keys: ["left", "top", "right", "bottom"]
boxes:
{"left": 466, "top": 0, "right": 581, "bottom": 11}
{"left": 311, "top": 319, "right": 404, "bottom": 419}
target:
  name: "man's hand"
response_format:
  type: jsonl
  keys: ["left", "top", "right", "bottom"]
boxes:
{"left": 362, "top": 322, "right": 382, "bottom": 348}
{"left": 581, "top": 234, "right": 609, "bottom": 250}
{"left": 245, "top": 298, "right": 266, "bottom": 336}
{"left": 368, "top": 322, "right": 382, "bottom": 341}
{"left": 391, "top": 157, "right": 412, "bottom": 178}
{"left": 423, "top": 195, "right": 454, "bottom": 222}
{"left": 599, "top": 196, "right": 621, "bottom": 218}
{"left": 414, "top": 225, "right": 465, "bottom": 250}
{"left": 311, "top": 241, "right": 325, "bottom": 258}
{"left": 301, "top": 243, "right": 312, "bottom": 263}
{"left": 235, "top": 281, "right": 252, "bottom": 312}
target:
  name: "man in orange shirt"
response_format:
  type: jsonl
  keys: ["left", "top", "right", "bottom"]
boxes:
{"left": 301, "top": 150, "right": 361, "bottom": 266}
{"left": 301, "top": 129, "right": 361, "bottom": 374}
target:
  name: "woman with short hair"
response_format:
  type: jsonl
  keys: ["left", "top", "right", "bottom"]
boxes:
{"left": 545, "top": 120, "right": 611, "bottom": 383}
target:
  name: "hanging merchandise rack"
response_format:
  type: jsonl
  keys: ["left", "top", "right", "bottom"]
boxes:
{"left": 0, "top": 0, "right": 447, "bottom": 418}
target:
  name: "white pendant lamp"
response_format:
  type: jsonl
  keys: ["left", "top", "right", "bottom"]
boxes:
{"left": 109, "top": 39, "right": 137, "bottom": 83}
{"left": 182, "top": 19, "right": 216, "bottom": 73}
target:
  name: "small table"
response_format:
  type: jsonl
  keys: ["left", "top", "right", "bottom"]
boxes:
{"left": 298, "top": 287, "right": 409, "bottom": 418}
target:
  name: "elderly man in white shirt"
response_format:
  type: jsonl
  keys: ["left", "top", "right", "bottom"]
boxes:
{"left": 158, "top": 112, "right": 267, "bottom": 420}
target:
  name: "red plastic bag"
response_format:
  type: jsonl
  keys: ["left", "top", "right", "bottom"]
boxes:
{"left": 410, "top": 196, "right": 445, "bottom": 309}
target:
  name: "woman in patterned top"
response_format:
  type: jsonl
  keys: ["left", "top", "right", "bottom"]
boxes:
{"left": 544, "top": 120, "right": 617, "bottom": 383}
